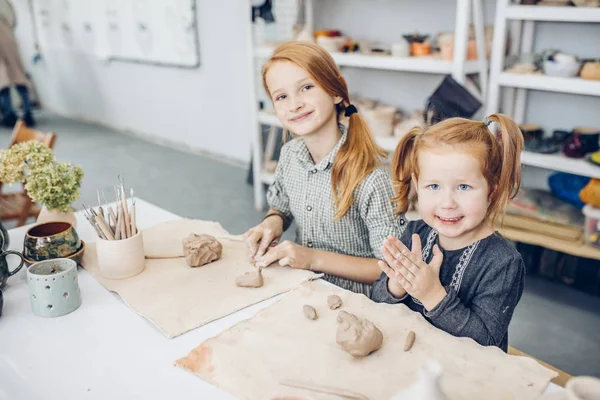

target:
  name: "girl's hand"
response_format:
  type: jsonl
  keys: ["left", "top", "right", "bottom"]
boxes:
{"left": 254, "top": 240, "right": 315, "bottom": 270}
{"left": 381, "top": 234, "right": 446, "bottom": 311}
{"left": 378, "top": 242, "right": 408, "bottom": 299}
{"left": 243, "top": 216, "right": 284, "bottom": 261}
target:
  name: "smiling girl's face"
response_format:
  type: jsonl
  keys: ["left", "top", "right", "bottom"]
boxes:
{"left": 265, "top": 60, "right": 342, "bottom": 138}
{"left": 415, "top": 146, "right": 493, "bottom": 250}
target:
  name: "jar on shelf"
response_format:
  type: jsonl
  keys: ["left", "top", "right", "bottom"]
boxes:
{"left": 583, "top": 205, "right": 600, "bottom": 248}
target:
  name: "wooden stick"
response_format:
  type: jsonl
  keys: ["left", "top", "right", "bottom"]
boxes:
{"left": 145, "top": 254, "right": 184, "bottom": 259}
{"left": 118, "top": 202, "right": 127, "bottom": 239}
{"left": 95, "top": 215, "right": 115, "bottom": 240}
{"left": 97, "top": 206, "right": 114, "bottom": 237}
{"left": 87, "top": 216, "right": 106, "bottom": 240}
{"left": 130, "top": 199, "right": 137, "bottom": 236}
{"left": 279, "top": 380, "right": 369, "bottom": 400}
{"left": 114, "top": 206, "right": 122, "bottom": 240}
{"left": 107, "top": 206, "right": 118, "bottom": 233}
{"left": 120, "top": 187, "right": 132, "bottom": 238}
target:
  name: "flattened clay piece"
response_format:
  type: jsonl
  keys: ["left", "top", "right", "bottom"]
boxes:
{"left": 404, "top": 330, "right": 416, "bottom": 351}
{"left": 336, "top": 311, "right": 383, "bottom": 357}
{"left": 303, "top": 305, "right": 318, "bottom": 320}
{"left": 182, "top": 233, "right": 223, "bottom": 267}
{"left": 235, "top": 267, "right": 264, "bottom": 288}
{"left": 327, "top": 294, "right": 342, "bottom": 310}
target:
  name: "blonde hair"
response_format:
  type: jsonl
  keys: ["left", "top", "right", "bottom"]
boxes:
{"left": 391, "top": 114, "right": 523, "bottom": 225}
{"left": 262, "top": 41, "right": 387, "bottom": 220}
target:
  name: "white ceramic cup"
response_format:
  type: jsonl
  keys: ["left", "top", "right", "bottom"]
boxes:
{"left": 96, "top": 231, "right": 145, "bottom": 280}
{"left": 565, "top": 376, "right": 600, "bottom": 400}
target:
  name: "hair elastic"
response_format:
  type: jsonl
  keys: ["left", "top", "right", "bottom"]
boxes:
{"left": 344, "top": 104, "right": 358, "bottom": 117}
{"left": 484, "top": 117, "right": 492, "bottom": 127}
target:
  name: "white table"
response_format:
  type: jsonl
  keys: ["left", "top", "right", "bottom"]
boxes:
{"left": 0, "top": 199, "right": 563, "bottom": 399}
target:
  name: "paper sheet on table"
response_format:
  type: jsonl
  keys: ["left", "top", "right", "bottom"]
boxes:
{"left": 82, "top": 219, "right": 317, "bottom": 338}
{"left": 175, "top": 282, "right": 557, "bottom": 400}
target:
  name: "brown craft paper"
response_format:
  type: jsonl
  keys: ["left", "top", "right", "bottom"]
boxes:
{"left": 175, "top": 282, "right": 557, "bottom": 400}
{"left": 82, "top": 219, "right": 317, "bottom": 338}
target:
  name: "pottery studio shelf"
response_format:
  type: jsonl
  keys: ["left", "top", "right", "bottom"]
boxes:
{"left": 255, "top": 46, "right": 484, "bottom": 74}
{"left": 498, "top": 73, "right": 600, "bottom": 97}
{"left": 498, "top": 226, "right": 600, "bottom": 261}
{"left": 258, "top": 111, "right": 600, "bottom": 183}
{"left": 504, "top": 5, "right": 600, "bottom": 23}
{"left": 521, "top": 151, "right": 600, "bottom": 179}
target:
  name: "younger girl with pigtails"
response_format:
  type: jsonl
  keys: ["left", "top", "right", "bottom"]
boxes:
{"left": 244, "top": 41, "right": 405, "bottom": 296}
{"left": 371, "top": 114, "right": 526, "bottom": 352}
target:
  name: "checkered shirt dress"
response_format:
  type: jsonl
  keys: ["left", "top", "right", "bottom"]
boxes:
{"left": 266, "top": 125, "right": 406, "bottom": 296}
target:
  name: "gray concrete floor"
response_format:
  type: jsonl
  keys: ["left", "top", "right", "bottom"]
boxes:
{"left": 1, "top": 112, "right": 599, "bottom": 378}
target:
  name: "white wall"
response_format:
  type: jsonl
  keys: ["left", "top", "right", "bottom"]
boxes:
{"left": 12, "top": 1, "right": 254, "bottom": 164}
{"left": 11, "top": 1, "right": 600, "bottom": 170}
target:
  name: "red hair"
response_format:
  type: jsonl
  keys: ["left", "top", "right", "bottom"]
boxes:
{"left": 391, "top": 114, "right": 523, "bottom": 225}
{"left": 262, "top": 41, "right": 387, "bottom": 220}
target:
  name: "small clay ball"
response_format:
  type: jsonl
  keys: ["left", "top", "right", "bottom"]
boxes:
{"left": 303, "top": 305, "right": 318, "bottom": 320}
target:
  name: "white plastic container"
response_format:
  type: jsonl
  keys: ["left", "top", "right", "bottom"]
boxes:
{"left": 582, "top": 205, "right": 600, "bottom": 248}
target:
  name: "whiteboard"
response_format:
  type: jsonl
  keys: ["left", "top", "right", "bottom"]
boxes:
{"left": 31, "top": 0, "right": 200, "bottom": 68}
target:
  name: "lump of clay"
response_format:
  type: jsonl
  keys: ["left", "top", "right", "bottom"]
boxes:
{"left": 303, "top": 305, "right": 318, "bottom": 320}
{"left": 182, "top": 233, "right": 223, "bottom": 267}
{"left": 404, "top": 330, "right": 416, "bottom": 351}
{"left": 336, "top": 311, "right": 383, "bottom": 357}
{"left": 235, "top": 267, "right": 264, "bottom": 288}
{"left": 327, "top": 294, "right": 342, "bottom": 310}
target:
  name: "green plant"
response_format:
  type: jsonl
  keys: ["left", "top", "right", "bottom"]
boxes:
{"left": 0, "top": 141, "right": 54, "bottom": 183}
{"left": 0, "top": 141, "right": 84, "bottom": 213}
{"left": 25, "top": 162, "right": 84, "bottom": 213}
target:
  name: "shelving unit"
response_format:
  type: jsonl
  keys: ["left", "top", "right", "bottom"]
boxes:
{"left": 486, "top": 1, "right": 600, "bottom": 123}
{"left": 250, "top": 0, "right": 489, "bottom": 210}
{"left": 486, "top": 1, "right": 600, "bottom": 179}
{"left": 486, "top": 1, "right": 600, "bottom": 257}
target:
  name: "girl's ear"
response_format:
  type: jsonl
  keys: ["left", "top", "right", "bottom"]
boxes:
{"left": 334, "top": 95, "right": 343, "bottom": 105}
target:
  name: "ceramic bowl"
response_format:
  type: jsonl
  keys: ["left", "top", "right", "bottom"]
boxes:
{"left": 23, "top": 240, "right": 85, "bottom": 267}
{"left": 543, "top": 59, "right": 582, "bottom": 77}
{"left": 23, "top": 222, "right": 82, "bottom": 262}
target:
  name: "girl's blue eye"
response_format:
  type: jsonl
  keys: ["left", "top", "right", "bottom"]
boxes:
{"left": 458, "top": 184, "right": 471, "bottom": 191}
{"left": 427, "top": 184, "right": 440, "bottom": 190}
{"left": 301, "top": 84, "right": 313, "bottom": 91}
{"left": 275, "top": 94, "right": 286, "bottom": 101}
